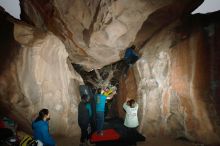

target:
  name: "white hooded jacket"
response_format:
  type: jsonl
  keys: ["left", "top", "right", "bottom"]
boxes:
{"left": 123, "top": 102, "right": 139, "bottom": 128}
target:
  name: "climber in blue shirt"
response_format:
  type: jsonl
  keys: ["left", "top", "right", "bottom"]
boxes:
{"left": 95, "top": 88, "right": 116, "bottom": 136}
{"left": 32, "top": 109, "right": 56, "bottom": 146}
{"left": 95, "top": 89, "right": 107, "bottom": 136}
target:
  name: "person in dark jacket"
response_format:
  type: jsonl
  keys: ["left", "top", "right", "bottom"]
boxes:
{"left": 78, "top": 94, "right": 90, "bottom": 145}
{"left": 32, "top": 108, "right": 56, "bottom": 146}
{"left": 123, "top": 45, "right": 140, "bottom": 76}
{"left": 85, "top": 95, "right": 96, "bottom": 137}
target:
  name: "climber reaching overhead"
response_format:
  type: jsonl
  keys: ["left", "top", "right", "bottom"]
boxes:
{"left": 123, "top": 98, "right": 139, "bottom": 146}
{"left": 95, "top": 88, "right": 116, "bottom": 136}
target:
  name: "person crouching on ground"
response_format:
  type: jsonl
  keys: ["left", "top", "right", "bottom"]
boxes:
{"left": 78, "top": 94, "right": 90, "bottom": 146}
{"left": 123, "top": 98, "right": 139, "bottom": 146}
{"left": 32, "top": 108, "right": 56, "bottom": 146}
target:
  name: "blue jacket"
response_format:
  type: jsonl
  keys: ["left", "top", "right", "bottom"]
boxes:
{"left": 32, "top": 120, "right": 56, "bottom": 146}
{"left": 124, "top": 48, "right": 139, "bottom": 64}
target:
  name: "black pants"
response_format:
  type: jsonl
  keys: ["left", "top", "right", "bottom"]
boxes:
{"left": 127, "top": 127, "right": 137, "bottom": 145}
{"left": 90, "top": 118, "right": 96, "bottom": 136}
{"left": 80, "top": 126, "right": 89, "bottom": 143}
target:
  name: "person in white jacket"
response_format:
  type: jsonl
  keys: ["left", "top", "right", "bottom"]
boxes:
{"left": 123, "top": 98, "right": 139, "bottom": 146}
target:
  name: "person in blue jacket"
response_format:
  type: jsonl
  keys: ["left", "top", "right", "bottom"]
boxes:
{"left": 123, "top": 45, "right": 140, "bottom": 76}
{"left": 32, "top": 109, "right": 56, "bottom": 146}
{"left": 124, "top": 45, "right": 139, "bottom": 65}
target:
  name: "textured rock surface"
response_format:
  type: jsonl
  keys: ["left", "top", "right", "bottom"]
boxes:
{"left": 131, "top": 13, "right": 220, "bottom": 144}
{"left": 14, "top": 23, "right": 84, "bottom": 136}
{"left": 0, "top": 8, "right": 26, "bottom": 131}
{"left": 19, "top": 0, "right": 203, "bottom": 70}
{"left": 1, "top": 1, "right": 220, "bottom": 145}
{"left": 117, "top": 68, "right": 138, "bottom": 118}
{"left": 0, "top": 9, "right": 83, "bottom": 136}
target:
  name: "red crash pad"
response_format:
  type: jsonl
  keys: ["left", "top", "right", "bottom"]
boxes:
{"left": 90, "top": 129, "right": 120, "bottom": 142}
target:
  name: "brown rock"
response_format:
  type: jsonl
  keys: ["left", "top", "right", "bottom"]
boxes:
{"left": 19, "top": 0, "right": 203, "bottom": 70}
{"left": 0, "top": 9, "right": 83, "bottom": 136}
{"left": 134, "top": 13, "right": 220, "bottom": 144}
{"left": 1, "top": 1, "right": 220, "bottom": 145}
{"left": 117, "top": 68, "right": 138, "bottom": 118}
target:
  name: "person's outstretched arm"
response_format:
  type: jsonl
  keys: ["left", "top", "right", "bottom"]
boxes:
{"left": 123, "top": 97, "right": 131, "bottom": 111}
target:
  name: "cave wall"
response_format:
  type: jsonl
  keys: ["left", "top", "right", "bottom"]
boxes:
{"left": 117, "top": 69, "right": 138, "bottom": 118}
{"left": 19, "top": 0, "right": 203, "bottom": 70}
{"left": 0, "top": 8, "right": 26, "bottom": 131}
{"left": 0, "top": 9, "right": 83, "bottom": 136}
{"left": 1, "top": 0, "right": 220, "bottom": 145}
{"left": 118, "top": 13, "right": 220, "bottom": 144}
{"left": 209, "top": 13, "right": 220, "bottom": 121}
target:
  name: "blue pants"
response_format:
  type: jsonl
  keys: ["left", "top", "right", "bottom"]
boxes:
{"left": 96, "top": 111, "right": 104, "bottom": 132}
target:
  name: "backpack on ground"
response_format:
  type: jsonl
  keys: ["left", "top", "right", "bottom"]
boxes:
{"left": 19, "top": 135, "right": 38, "bottom": 146}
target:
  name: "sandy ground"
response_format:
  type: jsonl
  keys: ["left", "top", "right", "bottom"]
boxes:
{"left": 54, "top": 135, "right": 206, "bottom": 146}
{"left": 54, "top": 135, "right": 80, "bottom": 146}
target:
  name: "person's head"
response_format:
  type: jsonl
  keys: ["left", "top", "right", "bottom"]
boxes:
{"left": 35, "top": 108, "right": 50, "bottom": 122}
{"left": 81, "top": 94, "right": 88, "bottom": 102}
{"left": 130, "top": 45, "right": 136, "bottom": 50}
{"left": 127, "top": 99, "right": 136, "bottom": 108}
{"left": 97, "top": 88, "right": 102, "bottom": 94}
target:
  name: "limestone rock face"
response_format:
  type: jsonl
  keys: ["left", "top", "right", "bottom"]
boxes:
{"left": 130, "top": 14, "right": 220, "bottom": 144}
{"left": 0, "top": 10, "right": 83, "bottom": 136}
{"left": 15, "top": 23, "right": 83, "bottom": 136}
{"left": 1, "top": 1, "right": 220, "bottom": 145}
{"left": 19, "top": 0, "right": 203, "bottom": 70}
{"left": 117, "top": 69, "right": 138, "bottom": 118}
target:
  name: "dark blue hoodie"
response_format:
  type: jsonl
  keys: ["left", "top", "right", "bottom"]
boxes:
{"left": 32, "top": 120, "right": 56, "bottom": 146}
